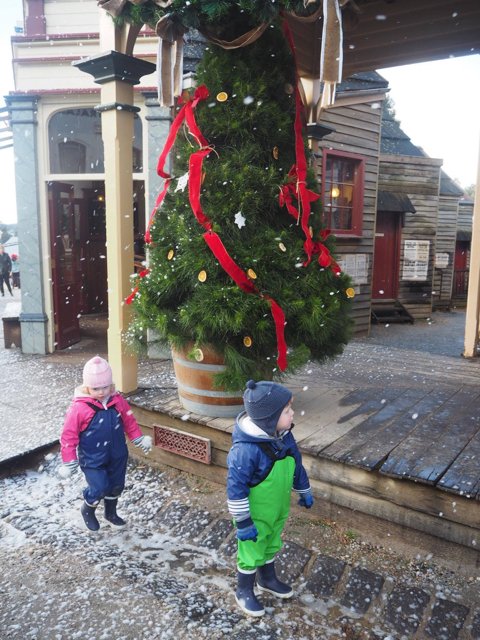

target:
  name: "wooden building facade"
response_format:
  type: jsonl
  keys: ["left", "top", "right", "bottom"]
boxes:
{"left": 453, "top": 197, "right": 474, "bottom": 306}
{"left": 434, "top": 172, "right": 465, "bottom": 309}
{"left": 311, "top": 84, "right": 471, "bottom": 329}
{"left": 311, "top": 73, "right": 388, "bottom": 335}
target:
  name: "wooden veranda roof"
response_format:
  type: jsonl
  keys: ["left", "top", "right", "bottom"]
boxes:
{"left": 287, "top": 0, "right": 480, "bottom": 79}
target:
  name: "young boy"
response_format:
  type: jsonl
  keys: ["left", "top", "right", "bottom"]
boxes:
{"left": 226, "top": 379, "right": 314, "bottom": 617}
{"left": 59, "top": 356, "right": 152, "bottom": 531}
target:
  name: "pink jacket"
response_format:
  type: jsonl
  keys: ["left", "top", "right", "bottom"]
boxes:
{"left": 60, "top": 390, "right": 143, "bottom": 463}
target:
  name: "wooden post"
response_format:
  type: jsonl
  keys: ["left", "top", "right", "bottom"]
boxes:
{"left": 100, "top": 79, "right": 138, "bottom": 392}
{"left": 74, "top": 14, "right": 155, "bottom": 391}
{"left": 463, "top": 139, "right": 480, "bottom": 358}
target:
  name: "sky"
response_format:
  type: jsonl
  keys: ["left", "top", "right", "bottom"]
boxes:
{"left": 0, "top": 2, "right": 478, "bottom": 225}
{"left": 379, "top": 56, "right": 480, "bottom": 189}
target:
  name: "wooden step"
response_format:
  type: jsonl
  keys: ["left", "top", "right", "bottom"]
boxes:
{"left": 371, "top": 300, "right": 414, "bottom": 324}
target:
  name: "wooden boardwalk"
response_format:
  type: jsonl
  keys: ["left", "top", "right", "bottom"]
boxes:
{"left": 289, "top": 379, "right": 480, "bottom": 499}
{"left": 129, "top": 330, "right": 480, "bottom": 560}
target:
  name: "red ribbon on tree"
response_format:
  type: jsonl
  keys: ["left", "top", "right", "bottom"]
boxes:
{"left": 185, "top": 105, "right": 288, "bottom": 371}
{"left": 280, "top": 19, "right": 339, "bottom": 274}
{"left": 188, "top": 148, "right": 213, "bottom": 231}
{"left": 143, "top": 86, "right": 210, "bottom": 246}
{"left": 127, "top": 83, "right": 289, "bottom": 371}
{"left": 156, "top": 85, "right": 210, "bottom": 180}
{"left": 125, "top": 268, "right": 150, "bottom": 305}
{"left": 129, "top": 87, "right": 211, "bottom": 301}
{"left": 144, "top": 178, "right": 171, "bottom": 244}
{"left": 203, "top": 231, "right": 287, "bottom": 371}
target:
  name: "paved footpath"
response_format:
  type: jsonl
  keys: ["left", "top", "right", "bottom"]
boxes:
{"left": 1, "top": 450, "right": 479, "bottom": 640}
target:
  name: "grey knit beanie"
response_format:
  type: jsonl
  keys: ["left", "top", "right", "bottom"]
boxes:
{"left": 243, "top": 379, "right": 292, "bottom": 436}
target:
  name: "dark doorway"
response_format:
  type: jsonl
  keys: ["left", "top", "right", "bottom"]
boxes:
{"left": 80, "top": 183, "right": 108, "bottom": 314}
{"left": 48, "top": 182, "right": 82, "bottom": 349}
{"left": 49, "top": 180, "right": 145, "bottom": 350}
{"left": 454, "top": 240, "right": 470, "bottom": 299}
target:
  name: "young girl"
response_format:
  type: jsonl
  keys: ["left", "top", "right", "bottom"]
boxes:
{"left": 227, "top": 379, "right": 314, "bottom": 617}
{"left": 59, "top": 356, "right": 152, "bottom": 531}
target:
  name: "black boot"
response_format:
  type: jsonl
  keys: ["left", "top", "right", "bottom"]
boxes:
{"left": 256, "top": 560, "right": 293, "bottom": 599}
{"left": 104, "top": 497, "right": 126, "bottom": 526}
{"left": 81, "top": 501, "right": 100, "bottom": 531}
{"left": 235, "top": 570, "right": 265, "bottom": 617}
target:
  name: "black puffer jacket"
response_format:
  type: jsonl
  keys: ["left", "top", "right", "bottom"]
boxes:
{"left": 0, "top": 252, "right": 12, "bottom": 275}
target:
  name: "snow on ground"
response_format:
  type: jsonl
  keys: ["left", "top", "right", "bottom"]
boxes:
{"left": 0, "top": 452, "right": 356, "bottom": 640}
{"left": 1, "top": 449, "right": 478, "bottom": 638}
{"left": 0, "top": 341, "right": 176, "bottom": 463}
{"left": 0, "top": 349, "right": 73, "bottom": 462}
{"left": 1, "top": 309, "right": 479, "bottom": 638}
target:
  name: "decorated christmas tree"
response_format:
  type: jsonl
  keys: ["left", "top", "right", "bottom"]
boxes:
{"left": 128, "top": 13, "right": 353, "bottom": 391}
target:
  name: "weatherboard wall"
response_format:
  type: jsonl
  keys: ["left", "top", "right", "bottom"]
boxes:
{"left": 313, "top": 98, "right": 385, "bottom": 335}
{"left": 378, "top": 154, "right": 443, "bottom": 319}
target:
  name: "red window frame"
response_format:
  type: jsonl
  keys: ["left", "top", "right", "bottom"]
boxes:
{"left": 321, "top": 149, "right": 365, "bottom": 236}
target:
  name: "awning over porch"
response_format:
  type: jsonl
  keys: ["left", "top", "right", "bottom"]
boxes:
{"left": 377, "top": 190, "right": 416, "bottom": 214}
{"left": 457, "top": 230, "right": 472, "bottom": 241}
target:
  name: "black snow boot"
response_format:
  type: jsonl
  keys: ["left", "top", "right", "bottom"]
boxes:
{"left": 81, "top": 501, "right": 100, "bottom": 531}
{"left": 235, "top": 570, "right": 265, "bottom": 617}
{"left": 104, "top": 497, "right": 126, "bottom": 526}
{"left": 256, "top": 561, "right": 293, "bottom": 598}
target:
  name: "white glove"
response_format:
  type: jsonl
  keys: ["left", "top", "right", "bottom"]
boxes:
{"left": 58, "top": 460, "right": 79, "bottom": 478}
{"left": 132, "top": 435, "right": 153, "bottom": 455}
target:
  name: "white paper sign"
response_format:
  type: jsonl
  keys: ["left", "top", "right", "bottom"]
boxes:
{"left": 337, "top": 253, "right": 369, "bottom": 285}
{"left": 402, "top": 240, "right": 430, "bottom": 281}
{"left": 435, "top": 253, "right": 449, "bottom": 269}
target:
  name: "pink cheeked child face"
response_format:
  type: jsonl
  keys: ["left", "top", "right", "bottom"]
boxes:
{"left": 88, "top": 385, "right": 113, "bottom": 402}
{"left": 276, "top": 400, "right": 294, "bottom": 434}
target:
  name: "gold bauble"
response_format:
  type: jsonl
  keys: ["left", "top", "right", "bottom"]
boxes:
{"left": 216, "top": 91, "right": 228, "bottom": 102}
{"left": 279, "top": 242, "right": 287, "bottom": 252}
{"left": 346, "top": 287, "right": 356, "bottom": 298}
{"left": 192, "top": 347, "right": 204, "bottom": 362}
{"left": 247, "top": 268, "right": 257, "bottom": 280}
{"left": 272, "top": 146, "right": 279, "bottom": 160}
{"left": 198, "top": 270, "right": 207, "bottom": 282}
{"left": 167, "top": 249, "right": 174, "bottom": 260}
{"left": 243, "top": 336, "right": 253, "bottom": 348}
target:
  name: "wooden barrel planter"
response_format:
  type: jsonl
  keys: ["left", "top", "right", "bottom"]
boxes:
{"left": 171, "top": 345, "right": 244, "bottom": 418}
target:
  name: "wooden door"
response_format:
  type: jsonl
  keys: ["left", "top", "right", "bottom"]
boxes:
{"left": 48, "top": 182, "right": 81, "bottom": 349}
{"left": 372, "top": 212, "right": 401, "bottom": 300}
{"left": 454, "top": 240, "right": 469, "bottom": 296}
{"left": 79, "top": 186, "right": 108, "bottom": 313}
